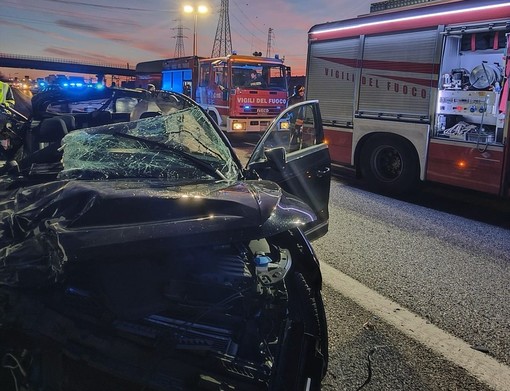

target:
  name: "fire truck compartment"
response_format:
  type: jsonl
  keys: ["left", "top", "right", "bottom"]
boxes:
{"left": 434, "top": 27, "right": 507, "bottom": 145}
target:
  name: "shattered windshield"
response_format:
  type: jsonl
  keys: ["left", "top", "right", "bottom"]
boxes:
{"left": 59, "top": 105, "right": 239, "bottom": 181}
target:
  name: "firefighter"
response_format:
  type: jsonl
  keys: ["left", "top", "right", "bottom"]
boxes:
{"left": 288, "top": 86, "right": 306, "bottom": 151}
{"left": 245, "top": 70, "right": 266, "bottom": 88}
{"left": 288, "top": 85, "right": 305, "bottom": 107}
{"left": 0, "top": 81, "right": 15, "bottom": 108}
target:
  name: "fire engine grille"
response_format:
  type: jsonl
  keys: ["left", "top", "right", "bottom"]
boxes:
{"left": 239, "top": 106, "right": 282, "bottom": 117}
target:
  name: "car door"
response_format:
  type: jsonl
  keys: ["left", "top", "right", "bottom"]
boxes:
{"left": 246, "top": 100, "right": 331, "bottom": 240}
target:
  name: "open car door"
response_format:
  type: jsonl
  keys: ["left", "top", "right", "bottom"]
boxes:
{"left": 246, "top": 100, "right": 331, "bottom": 240}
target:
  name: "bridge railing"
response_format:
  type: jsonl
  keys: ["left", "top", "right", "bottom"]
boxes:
{"left": 0, "top": 53, "right": 133, "bottom": 70}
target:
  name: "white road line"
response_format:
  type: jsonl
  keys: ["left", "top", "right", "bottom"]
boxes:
{"left": 321, "top": 261, "right": 510, "bottom": 391}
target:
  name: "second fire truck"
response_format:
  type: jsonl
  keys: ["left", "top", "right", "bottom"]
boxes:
{"left": 154, "top": 54, "right": 289, "bottom": 132}
{"left": 306, "top": 0, "right": 510, "bottom": 196}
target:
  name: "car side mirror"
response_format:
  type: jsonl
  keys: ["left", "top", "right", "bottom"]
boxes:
{"left": 222, "top": 89, "right": 228, "bottom": 101}
{"left": 264, "top": 147, "right": 286, "bottom": 170}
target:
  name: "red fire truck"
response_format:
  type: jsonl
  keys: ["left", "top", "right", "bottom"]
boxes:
{"left": 306, "top": 0, "right": 510, "bottom": 196}
{"left": 157, "top": 54, "right": 289, "bottom": 132}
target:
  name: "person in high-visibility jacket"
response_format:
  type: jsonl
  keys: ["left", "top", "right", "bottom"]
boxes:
{"left": 0, "top": 81, "right": 15, "bottom": 107}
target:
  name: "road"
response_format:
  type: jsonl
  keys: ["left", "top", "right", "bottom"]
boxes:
{"left": 229, "top": 134, "right": 510, "bottom": 390}
{"left": 314, "top": 177, "right": 510, "bottom": 391}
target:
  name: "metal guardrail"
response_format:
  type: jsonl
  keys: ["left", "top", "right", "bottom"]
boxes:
{"left": 0, "top": 52, "right": 133, "bottom": 70}
{"left": 0, "top": 53, "right": 137, "bottom": 78}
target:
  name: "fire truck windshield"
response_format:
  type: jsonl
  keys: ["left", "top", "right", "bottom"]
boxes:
{"left": 231, "top": 63, "right": 287, "bottom": 91}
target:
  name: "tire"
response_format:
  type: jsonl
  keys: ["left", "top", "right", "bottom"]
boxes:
{"left": 360, "top": 134, "right": 419, "bottom": 195}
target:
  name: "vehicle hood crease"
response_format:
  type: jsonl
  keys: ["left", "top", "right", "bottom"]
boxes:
{"left": 0, "top": 178, "right": 316, "bottom": 287}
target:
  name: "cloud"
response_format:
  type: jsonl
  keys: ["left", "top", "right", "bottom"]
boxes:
{"left": 0, "top": 18, "right": 46, "bottom": 32}
{"left": 0, "top": 17, "right": 75, "bottom": 45}
{"left": 43, "top": 0, "right": 172, "bottom": 13}
{"left": 56, "top": 19, "right": 108, "bottom": 33}
{"left": 1, "top": 0, "right": 374, "bottom": 79}
{"left": 43, "top": 46, "right": 127, "bottom": 65}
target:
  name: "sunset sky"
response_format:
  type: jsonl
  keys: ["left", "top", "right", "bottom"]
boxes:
{"left": 0, "top": 0, "right": 373, "bottom": 80}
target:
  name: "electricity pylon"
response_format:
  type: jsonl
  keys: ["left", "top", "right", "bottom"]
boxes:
{"left": 172, "top": 19, "right": 187, "bottom": 58}
{"left": 211, "top": 0, "right": 233, "bottom": 57}
{"left": 266, "top": 28, "right": 275, "bottom": 57}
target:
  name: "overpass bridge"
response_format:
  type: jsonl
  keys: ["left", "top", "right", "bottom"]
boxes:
{"left": 0, "top": 53, "right": 136, "bottom": 79}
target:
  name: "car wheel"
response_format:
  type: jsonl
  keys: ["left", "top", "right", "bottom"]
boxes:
{"left": 360, "top": 134, "right": 419, "bottom": 195}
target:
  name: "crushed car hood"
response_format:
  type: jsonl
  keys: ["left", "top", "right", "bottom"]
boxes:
{"left": 0, "top": 178, "right": 316, "bottom": 286}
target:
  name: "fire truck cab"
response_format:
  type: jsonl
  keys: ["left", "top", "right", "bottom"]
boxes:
{"left": 195, "top": 54, "right": 289, "bottom": 132}
{"left": 307, "top": 0, "right": 510, "bottom": 196}
{"left": 155, "top": 55, "right": 289, "bottom": 132}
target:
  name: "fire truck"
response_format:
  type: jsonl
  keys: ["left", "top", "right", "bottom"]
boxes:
{"left": 156, "top": 54, "right": 289, "bottom": 132}
{"left": 306, "top": 0, "right": 510, "bottom": 196}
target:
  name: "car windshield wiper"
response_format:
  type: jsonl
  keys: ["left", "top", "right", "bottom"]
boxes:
{"left": 113, "top": 132, "right": 227, "bottom": 180}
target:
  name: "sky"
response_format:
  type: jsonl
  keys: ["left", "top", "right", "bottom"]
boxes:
{"left": 0, "top": 0, "right": 374, "bottom": 80}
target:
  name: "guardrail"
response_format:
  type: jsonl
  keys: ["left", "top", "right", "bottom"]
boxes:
{"left": 0, "top": 53, "right": 133, "bottom": 70}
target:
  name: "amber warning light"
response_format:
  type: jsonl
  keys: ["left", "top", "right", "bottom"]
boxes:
{"left": 456, "top": 160, "right": 467, "bottom": 169}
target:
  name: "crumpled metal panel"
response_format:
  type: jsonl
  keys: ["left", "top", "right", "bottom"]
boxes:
{"left": 0, "top": 177, "right": 316, "bottom": 288}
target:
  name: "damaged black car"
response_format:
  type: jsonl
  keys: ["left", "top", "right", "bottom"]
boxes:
{"left": 0, "top": 88, "right": 331, "bottom": 391}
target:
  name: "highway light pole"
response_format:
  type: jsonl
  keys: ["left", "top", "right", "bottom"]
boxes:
{"left": 183, "top": 4, "right": 208, "bottom": 57}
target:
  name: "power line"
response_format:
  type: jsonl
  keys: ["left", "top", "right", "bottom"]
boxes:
{"left": 228, "top": 0, "right": 273, "bottom": 55}
{"left": 231, "top": 0, "right": 267, "bottom": 36}
{"left": 228, "top": 13, "right": 265, "bottom": 47}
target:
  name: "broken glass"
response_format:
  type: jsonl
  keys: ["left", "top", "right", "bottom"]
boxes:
{"left": 60, "top": 105, "right": 239, "bottom": 181}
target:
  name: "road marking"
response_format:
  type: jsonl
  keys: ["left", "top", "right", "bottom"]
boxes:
{"left": 321, "top": 262, "right": 510, "bottom": 391}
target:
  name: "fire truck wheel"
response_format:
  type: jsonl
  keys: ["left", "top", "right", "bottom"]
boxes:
{"left": 360, "top": 134, "right": 419, "bottom": 194}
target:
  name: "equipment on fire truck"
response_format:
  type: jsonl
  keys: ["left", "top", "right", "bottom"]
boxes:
{"left": 443, "top": 68, "right": 470, "bottom": 90}
{"left": 469, "top": 63, "right": 503, "bottom": 90}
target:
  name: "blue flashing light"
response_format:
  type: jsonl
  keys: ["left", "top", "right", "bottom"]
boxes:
{"left": 96, "top": 84, "right": 105, "bottom": 90}
{"left": 244, "top": 105, "right": 251, "bottom": 110}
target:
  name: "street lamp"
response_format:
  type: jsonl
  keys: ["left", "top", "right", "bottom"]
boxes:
{"left": 183, "top": 4, "right": 208, "bottom": 57}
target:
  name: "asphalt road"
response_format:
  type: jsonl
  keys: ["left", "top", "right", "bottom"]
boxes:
{"left": 313, "top": 177, "right": 510, "bottom": 391}
{"left": 228, "top": 134, "right": 510, "bottom": 390}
